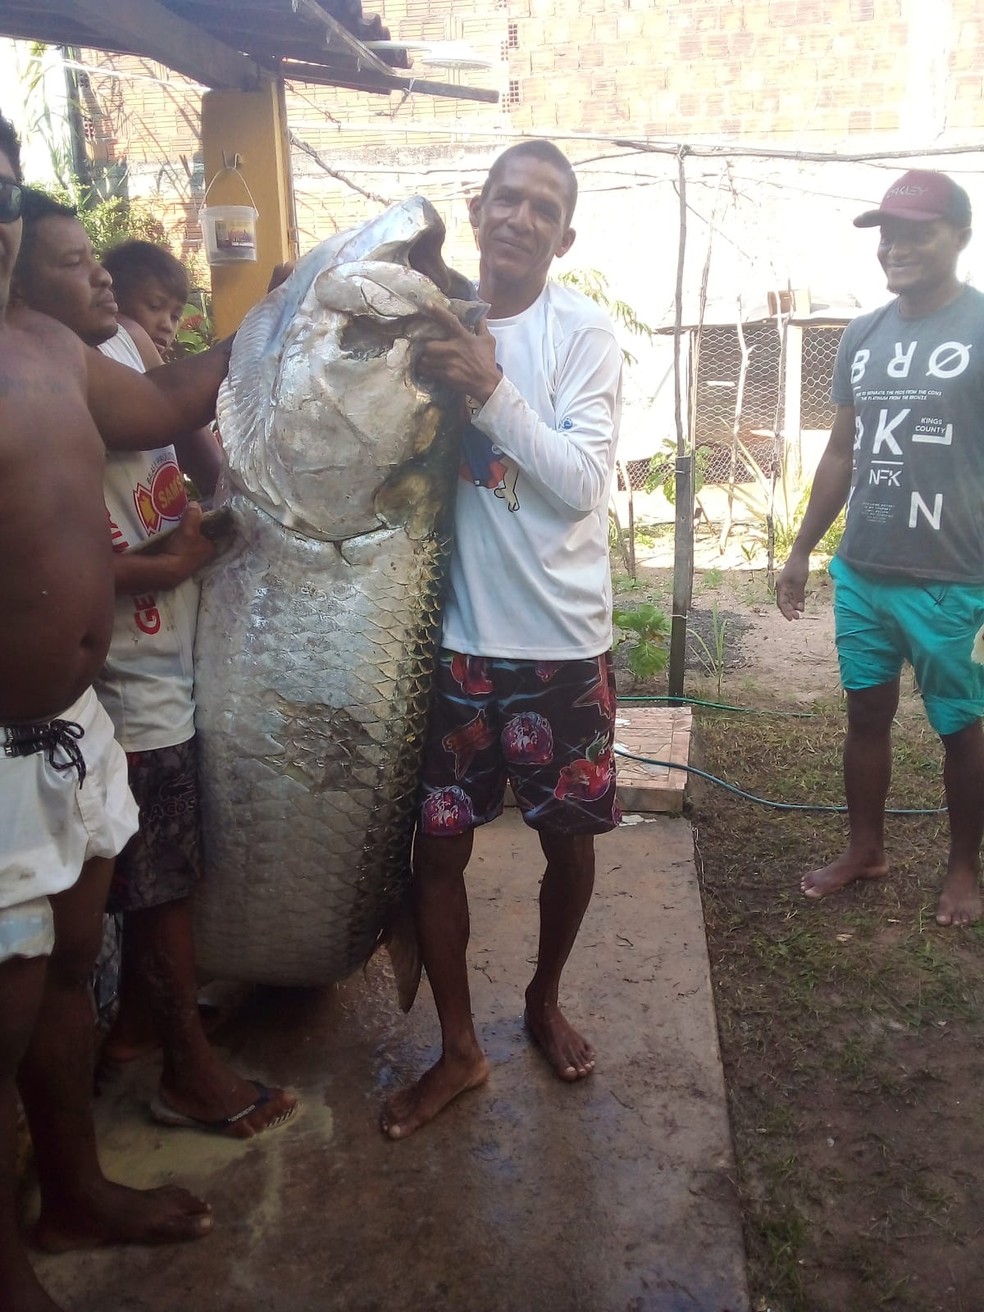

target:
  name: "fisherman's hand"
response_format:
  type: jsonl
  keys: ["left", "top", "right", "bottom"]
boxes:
{"left": 160, "top": 502, "right": 217, "bottom": 586}
{"left": 776, "top": 551, "right": 809, "bottom": 621}
{"left": 419, "top": 306, "right": 502, "bottom": 406}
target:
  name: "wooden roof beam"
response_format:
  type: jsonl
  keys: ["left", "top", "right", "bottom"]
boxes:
{"left": 290, "top": 0, "right": 396, "bottom": 78}
{"left": 65, "top": 0, "right": 262, "bottom": 89}
{"left": 278, "top": 61, "right": 499, "bottom": 102}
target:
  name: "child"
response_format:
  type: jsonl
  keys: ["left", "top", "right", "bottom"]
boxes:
{"left": 101, "top": 239, "right": 190, "bottom": 356}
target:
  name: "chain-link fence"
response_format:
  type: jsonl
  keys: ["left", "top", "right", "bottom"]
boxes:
{"left": 801, "top": 324, "right": 844, "bottom": 429}
{"left": 618, "top": 320, "right": 846, "bottom": 495}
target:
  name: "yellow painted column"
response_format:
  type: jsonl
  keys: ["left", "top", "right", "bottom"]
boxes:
{"left": 201, "top": 80, "right": 296, "bottom": 338}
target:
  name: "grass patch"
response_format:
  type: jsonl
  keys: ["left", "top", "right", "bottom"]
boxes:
{"left": 692, "top": 697, "right": 984, "bottom": 1311}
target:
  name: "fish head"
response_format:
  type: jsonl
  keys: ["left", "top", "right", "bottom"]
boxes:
{"left": 218, "top": 196, "right": 482, "bottom": 543}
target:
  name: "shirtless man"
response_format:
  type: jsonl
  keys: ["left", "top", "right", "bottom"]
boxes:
{"left": 14, "top": 193, "right": 296, "bottom": 1140}
{"left": 0, "top": 115, "right": 231, "bottom": 1312}
{"left": 381, "top": 141, "right": 623, "bottom": 1139}
{"left": 777, "top": 170, "right": 984, "bottom": 927}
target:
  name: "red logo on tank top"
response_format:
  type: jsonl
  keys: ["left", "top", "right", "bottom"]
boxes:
{"left": 107, "top": 510, "right": 129, "bottom": 554}
{"left": 132, "top": 461, "right": 187, "bottom": 535}
{"left": 132, "top": 593, "right": 161, "bottom": 635}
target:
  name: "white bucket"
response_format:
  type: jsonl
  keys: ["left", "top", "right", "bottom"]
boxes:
{"left": 199, "top": 204, "right": 258, "bottom": 265}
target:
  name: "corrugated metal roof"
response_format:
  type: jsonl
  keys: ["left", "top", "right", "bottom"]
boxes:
{"left": 0, "top": 0, "right": 498, "bottom": 101}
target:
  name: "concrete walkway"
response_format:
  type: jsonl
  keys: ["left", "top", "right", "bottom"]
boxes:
{"left": 36, "top": 810, "right": 749, "bottom": 1312}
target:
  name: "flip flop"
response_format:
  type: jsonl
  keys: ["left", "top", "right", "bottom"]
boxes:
{"left": 149, "top": 1081, "right": 297, "bottom": 1136}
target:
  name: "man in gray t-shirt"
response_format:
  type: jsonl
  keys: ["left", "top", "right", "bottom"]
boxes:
{"left": 777, "top": 169, "right": 984, "bottom": 928}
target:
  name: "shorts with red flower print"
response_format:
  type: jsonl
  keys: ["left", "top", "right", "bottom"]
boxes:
{"left": 418, "top": 650, "right": 621, "bottom": 838}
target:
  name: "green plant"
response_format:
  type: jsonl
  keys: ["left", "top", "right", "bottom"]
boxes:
{"left": 627, "top": 521, "right": 672, "bottom": 552}
{"left": 740, "top": 479, "right": 846, "bottom": 576}
{"left": 724, "top": 435, "right": 847, "bottom": 581}
{"left": 611, "top": 602, "right": 671, "bottom": 682}
{"left": 21, "top": 178, "right": 167, "bottom": 256}
{"left": 17, "top": 50, "right": 199, "bottom": 311}
{"left": 644, "top": 435, "right": 712, "bottom": 503}
{"left": 607, "top": 503, "right": 633, "bottom": 574}
{"left": 172, "top": 304, "right": 214, "bottom": 357}
{"left": 611, "top": 571, "right": 647, "bottom": 593}
{"left": 557, "top": 268, "right": 656, "bottom": 365}
{"left": 817, "top": 509, "right": 846, "bottom": 560}
{"left": 21, "top": 43, "right": 76, "bottom": 189}
{"left": 81, "top": 196, "right": 167, "bottom": 256}
{"left": 726, "top": 435, "right": 795, "bottom": 561}
{"left": 689, "top": 602, "right": 729, "bottom": 698}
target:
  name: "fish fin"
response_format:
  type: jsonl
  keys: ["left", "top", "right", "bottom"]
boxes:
{"left": 384, "top": 900, "right": 422, "bottom": 1014}
{"left": 216, "top": 278, "right": 292, "bottom": 472}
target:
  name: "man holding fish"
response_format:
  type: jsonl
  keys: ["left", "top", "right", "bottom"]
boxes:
{"left": 0, "top": 112, "right": 236, "bottom": 1312}
{"left": 382, "top": 141, "right": 623, "bottom": 1139}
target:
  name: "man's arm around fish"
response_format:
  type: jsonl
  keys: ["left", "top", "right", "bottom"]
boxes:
{"left": 0, "top": 122, "right": 236, "bottom": 1311}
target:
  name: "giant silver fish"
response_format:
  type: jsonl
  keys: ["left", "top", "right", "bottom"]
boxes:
{"left": 192, "top": 197, "right": 481, "bottom": 992}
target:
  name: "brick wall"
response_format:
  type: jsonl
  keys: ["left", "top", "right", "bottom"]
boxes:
{"left": 67, "top": 0, "right": 983, "bottom": 298}
{"left": 76, "top": 56, "right": 206, "bottom": 273}
{"left": 500, "top": 0, "right": 981, "bottom": 141}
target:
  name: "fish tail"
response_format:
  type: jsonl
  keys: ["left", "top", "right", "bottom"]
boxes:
{"left": 383, "top": 897, "right": 422, "bottom": 1013}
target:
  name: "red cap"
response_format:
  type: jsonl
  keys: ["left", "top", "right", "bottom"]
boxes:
{"left": 854, "top": 170, "right": 972, "bottom": 228}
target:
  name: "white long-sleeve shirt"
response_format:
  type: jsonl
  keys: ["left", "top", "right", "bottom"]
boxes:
{"left": 441, "top": 280, "right": 622, "bottom": 660}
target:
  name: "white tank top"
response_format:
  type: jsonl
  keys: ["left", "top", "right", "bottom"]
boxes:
{"left": 95, "top": 326, "right": 200, "bottom": 751}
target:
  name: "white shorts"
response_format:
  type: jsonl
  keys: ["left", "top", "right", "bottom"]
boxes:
{"left": 0, "top": 686, "right": 138, "bottom": 962}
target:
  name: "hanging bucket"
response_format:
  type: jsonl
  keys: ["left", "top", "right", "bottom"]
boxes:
{"left": 199, "top": 164, "right": 259, "bottom": 265}
{"left": 200, "top": 204, "right": 258, "bottom": 264}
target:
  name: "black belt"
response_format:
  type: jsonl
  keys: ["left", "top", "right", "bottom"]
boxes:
{"left": 2, "top": 719, "right": 87, "bottom": 787}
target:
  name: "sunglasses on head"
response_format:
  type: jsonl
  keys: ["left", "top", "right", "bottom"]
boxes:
{"left": 0, "top": 180, "right": 24, "bottom": 224}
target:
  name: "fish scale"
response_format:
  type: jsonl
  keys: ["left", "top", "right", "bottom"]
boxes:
{"left": 192, "top": 198, "right": 479, "bottom": 989}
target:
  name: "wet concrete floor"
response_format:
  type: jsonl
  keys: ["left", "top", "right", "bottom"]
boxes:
{"left": 35, "top": 809, "right": 749, "bottom": 1312}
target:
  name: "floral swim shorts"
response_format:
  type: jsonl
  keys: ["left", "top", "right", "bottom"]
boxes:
{"left": 418, "top": 649, "right": 621, "bottom": 837}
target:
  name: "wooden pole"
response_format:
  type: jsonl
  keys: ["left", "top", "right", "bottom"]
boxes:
{"left": 202, "top": 81, "right": 296, "bottom": 338}
{"left": 720, "top": 312, "right": 751, "bottom": 553}
{"left": 766, "top": 302, "right": 791, "bottom": 588}
{"left": 667, "top": 147, "right": 693, "bottom": 702}
{"left": 627, "top": 483, "right": 636, "bottom": 577}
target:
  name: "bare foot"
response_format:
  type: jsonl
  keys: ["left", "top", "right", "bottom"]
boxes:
{"left": 935, "top": 866, "right": 983, "bottom": 927}
{"left": 801, "top": 854, "right": 889, "bottom": 900}
{"left": 153, "top": 1068, "right": 297, "bottom": 1139}
{"left": 34, "top": 1180, "right": 212, "bottom": 1253}
{"left": 524, "top": 999, "right": 595, "bottom": 1081}
{"left": 380, "top": 1049, "right": 489, "bottom": 1140}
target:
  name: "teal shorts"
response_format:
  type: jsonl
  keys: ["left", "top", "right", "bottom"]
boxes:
{"left": 829, "top": 555, "right": 984, "bottom": 736}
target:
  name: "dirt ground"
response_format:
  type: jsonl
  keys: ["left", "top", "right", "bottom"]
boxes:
{"left": 616, "top": 551, "right": 984, "bottom": 1312}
